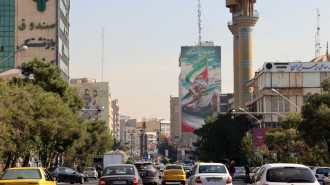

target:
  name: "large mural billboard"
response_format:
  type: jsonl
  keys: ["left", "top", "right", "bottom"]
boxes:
{"left": 71, "top": 82, "right": 110, "bottom": 128}
{"left": 180, "top": 46, "right": 221, "bottom": 132}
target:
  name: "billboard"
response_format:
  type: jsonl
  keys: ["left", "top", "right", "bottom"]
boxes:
{"left": 71, "top": 82, "right": 110, "bottom": 128}
{"left": 179, "top": 46, "right": 221, "bottom": 132}
{"left": 254, "top": 128, "right": 274, "bottom": 147}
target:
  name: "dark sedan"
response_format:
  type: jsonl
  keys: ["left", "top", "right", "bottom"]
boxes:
{"left": 99, "top": 164, "right": 142, "bottom": 185}
{"left": 48, "top": 167, "right": 88, "bottom": 184}
{"left": 134, "top": 162, "right": 159, "bottom": 185}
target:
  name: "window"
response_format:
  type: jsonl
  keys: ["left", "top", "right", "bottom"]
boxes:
{"left": 266, "top": 168, "right": 315, "bottom": 183}
{"left": 198, "top": 165, "right": 226, "bottom": 174}
{"left": 272, "top": 73, "right": 289, "bottom": 87}
{"left": 303, "top": 72, "right": 320, "bottom": 87}
{"left": 272, "top": 96, "right": 290, "bottom": 113}
{"left": 1, "top": 169, "right": 42, "bottom": 179}
{"left": 166, "top": 165, "right": 183, "bottom": 170}
{"left": 42, "top": 169, "right": 51, "bottom": 181}
{"left": 255, "top": 167, "right": 266, "bottom": 182}
{"left": 265, "top": 73, "right": 271, "bottom": 87}
{"left": 258, "top": 74, "right": 265, "bottom": 90}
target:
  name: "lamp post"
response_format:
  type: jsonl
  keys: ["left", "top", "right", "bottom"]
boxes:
{"left": 239, "top": 107, "right": 262, "bottom": 128}
{"left": 129, "top": 131, "right": 134, "bottom": 158}
{"left": 0, "top": 45, "right": 28, "bottom": 65}
{"left": 271, "top": 88, "right": 300, "bottom": 112}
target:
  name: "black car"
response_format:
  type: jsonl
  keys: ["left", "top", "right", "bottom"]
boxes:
{"left": 133, "top": 162, "right": 159, "bottom": 185}
{"left": 48, "top": 167, "right": 89, "bottom": 184}
{"left": 100, "top": 164, "right": 143, "bottom": 185}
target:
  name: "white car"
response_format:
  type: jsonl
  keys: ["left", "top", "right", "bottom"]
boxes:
{"left": 248, "top": 163, "right": 320, "bottom": 185}
{"left": 188, "top": 163, "right": 232, "bottom": 185}
{"left": 83, "top": 167, "right": 98, "bottom": 179}
{"left": 310, "top": 167, "right": 330, "bottom": 182}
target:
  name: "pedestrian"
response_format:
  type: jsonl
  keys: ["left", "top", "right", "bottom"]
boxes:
{"left": 244, "top": 164, "right": 250, "bottom": 179}
{"left": 228, "top": 160, "right": 236, "bottom": 181}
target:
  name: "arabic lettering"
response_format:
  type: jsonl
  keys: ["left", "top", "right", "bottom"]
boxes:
{"left": 23, "top": 37, "right": 56, "bottom": 50}
{"left": 185, "top": 47, "right": 216, "bottom": 56}
{"left": 291, "top": 63, "right": 330, "bottom": 72}
{"left": 18, "top": 19, "right": 56, "bottom": 31}
{"left": 18, "top": 19, "right": 26, "bottom": 30}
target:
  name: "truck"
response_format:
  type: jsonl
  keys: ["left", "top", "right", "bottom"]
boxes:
{"left": 103, "top": 153, "right": 122, "bottom": 168}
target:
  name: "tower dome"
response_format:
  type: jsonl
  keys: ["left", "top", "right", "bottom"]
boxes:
{"left": 310, "top": 42, "right": 330, "bottom": 62}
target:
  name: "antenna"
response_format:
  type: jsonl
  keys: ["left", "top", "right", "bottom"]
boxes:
{"left": 102, "top": 27, "right": 104, "bottom": 82}
{"left": 198, "top": 0, "right": 202, "bottom": 46}
{"left": 315, "top": 9, "right": 321, "bottom": 58}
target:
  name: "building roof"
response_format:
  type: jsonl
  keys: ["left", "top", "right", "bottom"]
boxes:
{"left": 310, "top": 42, "right": 330, "bottom": 62}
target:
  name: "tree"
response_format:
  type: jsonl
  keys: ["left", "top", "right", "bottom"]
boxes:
{"left": 239, "top": 132, "right": 261, "bottom": 166}
{"left": 194, "top": 113, "right": 250, "bottom": 164}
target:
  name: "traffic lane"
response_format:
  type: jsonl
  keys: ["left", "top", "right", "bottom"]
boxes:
{"left": 233, "top": 179, "right": 247, "bottom": 185}
{"left": 58, "top": 178, "right": 99, "bottom": 185}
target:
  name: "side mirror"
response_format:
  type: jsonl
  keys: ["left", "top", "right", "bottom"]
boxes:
{"left": 53, "top": 177, "right": 57, "bottom": 181}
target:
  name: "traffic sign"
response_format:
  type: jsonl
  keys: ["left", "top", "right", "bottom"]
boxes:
{"left": 143, "top": 154, "right": 149, "bottom": 159}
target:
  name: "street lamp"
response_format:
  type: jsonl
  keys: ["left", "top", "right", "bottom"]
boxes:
{"left": 0, "top": 45, "right": 28, "bottom": 65}
{"left": 238, "top": 107, "right": 262, "bottom": 128}
{"left": 271, "top": 88, "right": 300, "bottom": 111}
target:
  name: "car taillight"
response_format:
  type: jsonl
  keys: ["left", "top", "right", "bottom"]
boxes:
{"left": 226, "top": 176, "right": 232, "bottom": 184}
{"left": 83, "top": 172, "right": 87, "bottom": 174}
{"left": 195, "top": 176, "right": 202, "bottom": 183}
{"left": 133, "top": 178, "right": 139, "bottom": 185}
{"left": 99, "top": 178, "right": 105, "bottom": 185}
{"left": 92, "top": 172, "right": 97, "bottom": 174}
{"left": 164, "top": 171, "right": 169, "bottom": 175}
{"left": 315, "top": 174, "right": 319, "bottom": 178}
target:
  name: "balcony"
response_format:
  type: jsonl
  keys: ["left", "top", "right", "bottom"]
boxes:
{"left": 233, "top": 10, "right": 259, "bottom": 18}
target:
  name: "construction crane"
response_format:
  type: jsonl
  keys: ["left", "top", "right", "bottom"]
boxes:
{"left": 315, "top": 9, "right": 321, "bottom": 58}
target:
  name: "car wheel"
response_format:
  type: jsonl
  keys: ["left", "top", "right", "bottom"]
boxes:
{"left": 162, "top": 181, "right": 166, "bottom": 185}
{"left": 70, "top": 182, "right": 74, "bottom": 184}
{"left": 80, "top": 177, "right": 84, "bottom": 184}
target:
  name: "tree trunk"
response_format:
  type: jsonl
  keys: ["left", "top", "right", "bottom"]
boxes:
{"left": 4, "top": 154, "right": 13, "bottom": 170}
{"left": 22, "top": 154, "right": 31, "bottom": 167}
{"left": 11, "top": 156, "right": 18, "bottom": 168}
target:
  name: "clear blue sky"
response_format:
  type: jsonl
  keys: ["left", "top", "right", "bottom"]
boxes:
{"left": 69, "top": 0, "right": 330, "bottom": 120}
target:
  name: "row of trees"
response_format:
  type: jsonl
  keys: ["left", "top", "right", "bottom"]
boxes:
{"left": 194, "top": 77, "right": 330, "bottom": 166}
{"left": 262, "top": 77, "right": 330, "bottom": 165}
{"left": 0, "top": 58, "right": 114, "bottom": 171}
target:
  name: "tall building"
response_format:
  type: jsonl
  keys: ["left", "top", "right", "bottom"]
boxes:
{"left": 119, "top": 115, "right": 130, "bottom": 142}
{"left": 112, "top": 99, "right": 120, "bottom": 141}
{"left": 160, "top": 120, "right": 171, "bottom": 138}
{"left": 70, "top": 78, "right": 113, "bottom": 130}
{"left": 170, "top": 97, "right": 180, "bottom": 145}
{"left": 179, "top": 43, "right": 221, "bottom": 147}
{"left": 220, "top": 93, "right": 234, "bottom": 113}
{"left": 226, "top": 0, "right": 258, "bottom": 109}
{"left": 0, "top": 0, "right": 70, "bottom": 81}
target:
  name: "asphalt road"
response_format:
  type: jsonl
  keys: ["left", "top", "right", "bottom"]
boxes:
{"left": 58, "top": 178, "right": 247, "bottom": 185}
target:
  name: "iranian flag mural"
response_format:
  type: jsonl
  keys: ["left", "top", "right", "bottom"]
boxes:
{"left": 179, "top": 46, "right": 221, "bottom": 132}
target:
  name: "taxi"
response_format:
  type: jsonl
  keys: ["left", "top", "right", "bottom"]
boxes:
{"left": 162, "top": 164, "right": 186, "bottom": 185}
{"left": 0, "top": 167, "right": 56, "bottom": 185}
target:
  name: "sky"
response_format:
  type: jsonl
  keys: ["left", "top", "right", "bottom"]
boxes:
{"left": 69, "top": 0, "right": 330, "bottom": 120}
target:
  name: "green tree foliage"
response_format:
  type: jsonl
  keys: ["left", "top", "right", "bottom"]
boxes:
{"left": 264, "top": 129, "right": 297, "bottom": 163}
{"left": 157, "top": 141, "right": 176, "bottom": 162}
{"left": 63, "top": 119, "right": 114, "bottom": 170}
{"left": 193, "top": 113, "right": 250, "bottom": 164}
{"left": 239, "top": 132, "right": 261, "bottom": 166}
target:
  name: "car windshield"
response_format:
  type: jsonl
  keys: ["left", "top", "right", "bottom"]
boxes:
{"left": 84, "top": 168, "right": 96, "bottom": 171}
{"left": 183, "top": 167, "right": 192, "bottom": 171}
{"left": 105, "top": 166, "right": 135, "bottom": 175}
{"left": 316, "top": 168, "right": 330, "bottom": 175}
{"left": 199, "top": 165, "right": 226, "bottom": 174}
{"left": 134, "top": 163, "right": 154, "bottom": 170}
{"left": 235, "top": 167, "right": 244, "bottom": 172}
{"left": 166, "top": 166, "right": 182, "bottom": 170}
{"left": 1, "top": 169, "right": 42, "bottom": 180}
{"left": 266, "top": 168, "right": 315, "bottom": 182}
{"left": 156, "top": 166, "right": 164, "bottom": 170}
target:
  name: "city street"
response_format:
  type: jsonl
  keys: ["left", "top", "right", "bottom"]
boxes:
{"left": 58, "top": 179, "right": 247, "bottom": 185}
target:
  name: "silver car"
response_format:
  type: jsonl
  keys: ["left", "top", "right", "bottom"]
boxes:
{"left": 83, "top": 167, "right": 98, "bottom": 179}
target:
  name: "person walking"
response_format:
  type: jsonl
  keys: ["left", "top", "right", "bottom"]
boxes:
{"left": 228, "top": 160, "right": 236, "bottom": 181}
{"left": 244, "top": 164, "right": 250, "bottom": 181}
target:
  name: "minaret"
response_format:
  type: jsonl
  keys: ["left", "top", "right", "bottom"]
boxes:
{"left": 226, "top": 0, "right": 258, "bottom": 109}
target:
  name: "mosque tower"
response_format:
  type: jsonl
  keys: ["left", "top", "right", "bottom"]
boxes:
{"left": 226, "top": 0, "right": 258, "bottom": 109}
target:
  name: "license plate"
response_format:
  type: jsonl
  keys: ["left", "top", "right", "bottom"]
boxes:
{"left": 112, "top": 181, "right": 126, "bottom": 184}
{"left": 166, "top": 182, "right": 181, "bottom": 184}
{"left": 207, "top": 178, "right": 221, "bottom": 182}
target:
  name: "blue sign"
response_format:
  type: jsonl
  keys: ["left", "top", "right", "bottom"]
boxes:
{"left": 143, "top": 154, "right": 149, "bottom": 159}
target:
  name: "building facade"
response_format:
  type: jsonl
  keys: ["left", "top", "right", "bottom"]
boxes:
{"left": 112, "top": 99, "right": 120, "bottom": 141}
{"left": 246, "top": 61, "right": 330, "bottom": 128}
{"left": 220, "top": 93, "right": 234, "bottom": 113}
{"left": 170, "top": 97, "right": 180, "bottom": 145}
{"left": 0, "top": 0, "right": 70, "bottom": 81}
{"left": 160, "top": 120, "right": 171, "bottom": 138}
{"left": 70, "top": 79, "right": 113, "bottom": 130}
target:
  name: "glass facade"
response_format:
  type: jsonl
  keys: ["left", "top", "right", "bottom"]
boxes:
{"left": 0, "top": 0, "right": 15, "bottom": 72}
